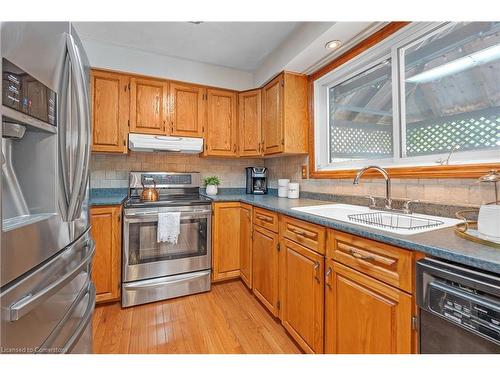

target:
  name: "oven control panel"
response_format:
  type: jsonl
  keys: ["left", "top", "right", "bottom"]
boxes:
{"left": 428, "top": 279, "right": 500, "bottom": 343}
{"left": 142, "top": 174, "right": 192, "bottom": 186}
{"left": 129, "top": 172, "right": 201, "bottom": 189}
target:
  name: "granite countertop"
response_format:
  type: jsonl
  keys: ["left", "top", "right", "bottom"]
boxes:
{"left": 89, "top": 188, "right": 128, "bottom": 206}
{"left": 88, "top": 187, "right": 500, "bottom": 274}
{"left": 203, "top": 193, "right": 500, "bottom": 274}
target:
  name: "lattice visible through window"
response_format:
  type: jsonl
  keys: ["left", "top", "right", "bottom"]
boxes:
{"left": 330, "top": 127, "right": 392, "bottom": 160}
{"left": 406, "top": 112, "right": 500, "bottom": 156}
{"left": 329, "top": 110, "right": 500, "bottom": 160}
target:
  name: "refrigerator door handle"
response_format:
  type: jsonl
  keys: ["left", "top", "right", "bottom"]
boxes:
{"left": 57, "top": 51, "right": 71, "bottom": 220}
{"left": 61, "top": 283, "right": 96, "bottom": 353}
{"left": 8, "top": 239, "right": 95, "bottom": 322}
{"left": 64, "top": 32, "right": 91, "bottom": 222}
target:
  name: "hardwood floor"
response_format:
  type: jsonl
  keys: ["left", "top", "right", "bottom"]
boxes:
{"left": 92, "top": 280, "right": 302, "bottom": 354}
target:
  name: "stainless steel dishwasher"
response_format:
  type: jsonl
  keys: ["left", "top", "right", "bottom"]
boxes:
{"left": 416, "top": 258, "right": 500, "bottom": 353}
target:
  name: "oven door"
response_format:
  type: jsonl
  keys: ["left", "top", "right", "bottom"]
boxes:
{"left": 123, "top": 205, "right": 211, "bottom": 282}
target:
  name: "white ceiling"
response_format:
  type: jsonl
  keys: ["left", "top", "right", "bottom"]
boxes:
{"left": 73, "top": 22, "right": 301, "bottom": 71}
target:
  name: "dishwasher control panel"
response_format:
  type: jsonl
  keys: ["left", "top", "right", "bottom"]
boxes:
{"left": 428, "top": 279, "right": 500, "bottom": 344}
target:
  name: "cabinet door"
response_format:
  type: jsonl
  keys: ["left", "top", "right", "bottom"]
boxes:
{"left": 212, "top": 202, "right": 241, "bottom": 281}
{"left": 240, "top": 203, "right": 253, "bottom": 289}
{"left": 262, "top": 74, "right": 284, "bottom": 155}
{"left": 91, "top": 71, "right": 129, "bottom": 153}
{"left": 281, "top": 239, "right": 324, "bottom": 353}
{"left": 90, "top": 205, "right": 122, "bottom": 303}
{"left": 170, "top": 82, "right": 206, "bottom": 137}
{"left": 325, "top": 260, "right": 412, "bottom": 354}
{"left": 130, "top": 77, "right": 169, "bottom": 135}
{"left": 238, "top": 89, "right": 262, "bottom": 156}
{"left": 205, "top": 89, "right": 238, "bottom": 156}
{"left": 252, "top": 225, "right": 279, "bottom": 317}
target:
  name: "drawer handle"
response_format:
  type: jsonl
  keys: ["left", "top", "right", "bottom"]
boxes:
{"left": 290, "top": 227, "right": 317, "bottom": 240}
{"left": 348, "top": 248, "right": 375, "bottom": 262}
{"left": 325, "top": 267, "right": 332, "bottom": 289}
{"left": 314, "top": 262, "right": 320, "bottom": 283}
{"left": 257, "top": 215, "right": 273, "bottom": 222}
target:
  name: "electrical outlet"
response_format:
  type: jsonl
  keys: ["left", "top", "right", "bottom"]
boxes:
{"left": 301, "top": 165, "right": 308, "bottom": 179}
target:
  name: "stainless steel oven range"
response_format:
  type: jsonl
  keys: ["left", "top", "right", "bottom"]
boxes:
{"left": 122, "top": 172, "right": 212, "bottom": 307}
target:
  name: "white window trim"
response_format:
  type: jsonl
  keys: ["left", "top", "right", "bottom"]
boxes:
{"left": 313, "top": 22, "right": 500, "bottom": 173}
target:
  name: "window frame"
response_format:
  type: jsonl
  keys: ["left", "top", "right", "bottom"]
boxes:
{"left": 311, "top": 22, "right": 500, "bottom": 179}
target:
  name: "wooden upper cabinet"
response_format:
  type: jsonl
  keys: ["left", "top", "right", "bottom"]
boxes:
{"left": 281, "top": 238, "right": 324, "bottom": 354}
{"left": 212, "top": 202, "right": 241, "bottom": 281}
{"left": 129, "top": 77, "right": 169, "bottom": 135}
{"left": 325, "top": 260, "right": 412, "bottom": 354}
{"left": 170, "top": 82, "right": 206, "bottom": 137}
{"left": 252, "top": 225, "right": 280, "bottom": 317}
{"left": 90, "top": 205, "right": 122, "bottom": 303}
{"left": 238, "top": 89, "right": 262, "bottom": 157}
{"left": 205, "top": 88, "right": 238, "bottom": 156}
{"left": 240, "top": 203, "right": 253, "bottom": 289}
{"left": 262, "top": 72, "right": 308, "bottom": 155}
{"left": 91, "top": 70, "right": 129, "bottom": 153}
{"left": 262, "top": 75, "right": 283, "bottom": 154}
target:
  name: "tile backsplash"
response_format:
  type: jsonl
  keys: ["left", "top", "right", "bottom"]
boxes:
{"left": 264, "top": 155, "right": 496, "bottom": 206}
{"left": 90, "top": 152, "right": 264, "bottom": 188}
{"left": 91, "top": 152, "right": 495, "bottom": 206}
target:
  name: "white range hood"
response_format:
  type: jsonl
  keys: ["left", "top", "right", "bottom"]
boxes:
{"left": 128, "top": 133, "right": 204, "bottom": 153}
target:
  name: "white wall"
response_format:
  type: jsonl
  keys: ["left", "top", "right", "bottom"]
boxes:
{"left": 253, "top": 22, "right": 334, "bottom": 86}
{"left": 82, "top": 38, "right": 254, "bottom": 91}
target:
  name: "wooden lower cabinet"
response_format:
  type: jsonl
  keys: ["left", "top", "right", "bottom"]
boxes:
{"left": 252, "top": 224, "right": 280, "bottom": 317}
{"left": 281, "top": 238, "right": 324, "bottom": 353}
{"left": 212, "top": 202, "right": 241, "bottom": 281}
{"left": 325, "top": 259, "right": 413, "bottom": 354}
{"left": 90, "top": 205, "right": 122, "bottom": 303}
{"left": 239, "top": 203, "right": 253, "bottom": 288}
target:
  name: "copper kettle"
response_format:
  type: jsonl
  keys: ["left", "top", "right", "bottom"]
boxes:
{"left": 141, "top": 178, "right": 159, "bottom": 201}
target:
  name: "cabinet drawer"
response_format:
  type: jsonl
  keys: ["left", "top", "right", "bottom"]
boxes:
{"left": 327, "top": 230, "right": 412, "bottom": 293}
{"left": 281, "top": 215, "right": 326, "bottom": 255}
{"left": 253, "top": 207, "right": 279, "bottom": 233}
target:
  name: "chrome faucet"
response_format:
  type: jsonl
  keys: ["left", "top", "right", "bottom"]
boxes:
{"left": 353, "top": 166, "right": 392, "bottom": 210}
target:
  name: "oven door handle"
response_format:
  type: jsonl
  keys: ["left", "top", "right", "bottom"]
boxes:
{"left": 125, "top": 209, "right": 212, "bottom": 220}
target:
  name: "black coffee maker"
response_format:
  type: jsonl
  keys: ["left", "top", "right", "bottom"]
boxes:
{"left": 245, "top": 167, "right": 268, "bottom": 195}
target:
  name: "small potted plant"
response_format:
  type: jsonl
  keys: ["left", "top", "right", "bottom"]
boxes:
{"left": 203, "top": 176, "right": 221, "bottom": 196}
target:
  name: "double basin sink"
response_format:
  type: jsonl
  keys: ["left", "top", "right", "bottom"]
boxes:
{"left": 291, "top": 203, "right": 461, "bottom": 235}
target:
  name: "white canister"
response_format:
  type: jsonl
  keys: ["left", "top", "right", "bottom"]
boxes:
{"left": 287, "top": 183, "right": 300, "bottom": 199}
{"left": 278, "top": 179, "right": 290, "bottom": 198}
{"left": 478, "top": 204, "right": 500, "bottom": 238}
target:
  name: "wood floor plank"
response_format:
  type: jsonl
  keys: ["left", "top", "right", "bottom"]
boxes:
{"left": 93, "top": 280, "right": 301, "bottom": 354}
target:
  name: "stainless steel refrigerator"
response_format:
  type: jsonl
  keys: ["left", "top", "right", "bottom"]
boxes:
{"left": 0, "top": 22, "right": 95, "bottom": 354}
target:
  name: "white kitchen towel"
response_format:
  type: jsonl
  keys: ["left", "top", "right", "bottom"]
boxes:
{"left": 157, "top": 212, "right": 181, "bottom": 244}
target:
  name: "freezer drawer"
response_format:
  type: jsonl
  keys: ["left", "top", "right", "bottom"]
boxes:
{"left": 0, "top": 230, "right": 95, "bottom": 353}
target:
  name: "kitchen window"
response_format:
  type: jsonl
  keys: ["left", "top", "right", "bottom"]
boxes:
{"left": 314, "top": 22, "right": 500, "bottom": 173}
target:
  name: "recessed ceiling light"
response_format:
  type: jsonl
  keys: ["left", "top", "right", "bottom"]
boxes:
{"left": 325, "top": 40, "right": 342, "bottom": 50}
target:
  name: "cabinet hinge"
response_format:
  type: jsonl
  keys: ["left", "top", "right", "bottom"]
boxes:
{"left": 277, "top": 301, "right": 281, "bottom": 310}
{"left": 281, "top": 81, "right": 284, "bottom": 87}
{"left": 412, "top": 315, "right": 419, "bottom": 331}
{"left": 128, "top": 83, "right": 131, "bottom": 90}
{"left": 277, "top": 243, "right": 280, "bottom": 252}
{"left": 128, "top": 120, "right": 130, "bottom": 128}
{"left": 281, "top": 139, "right": 284, "bottom": 145}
